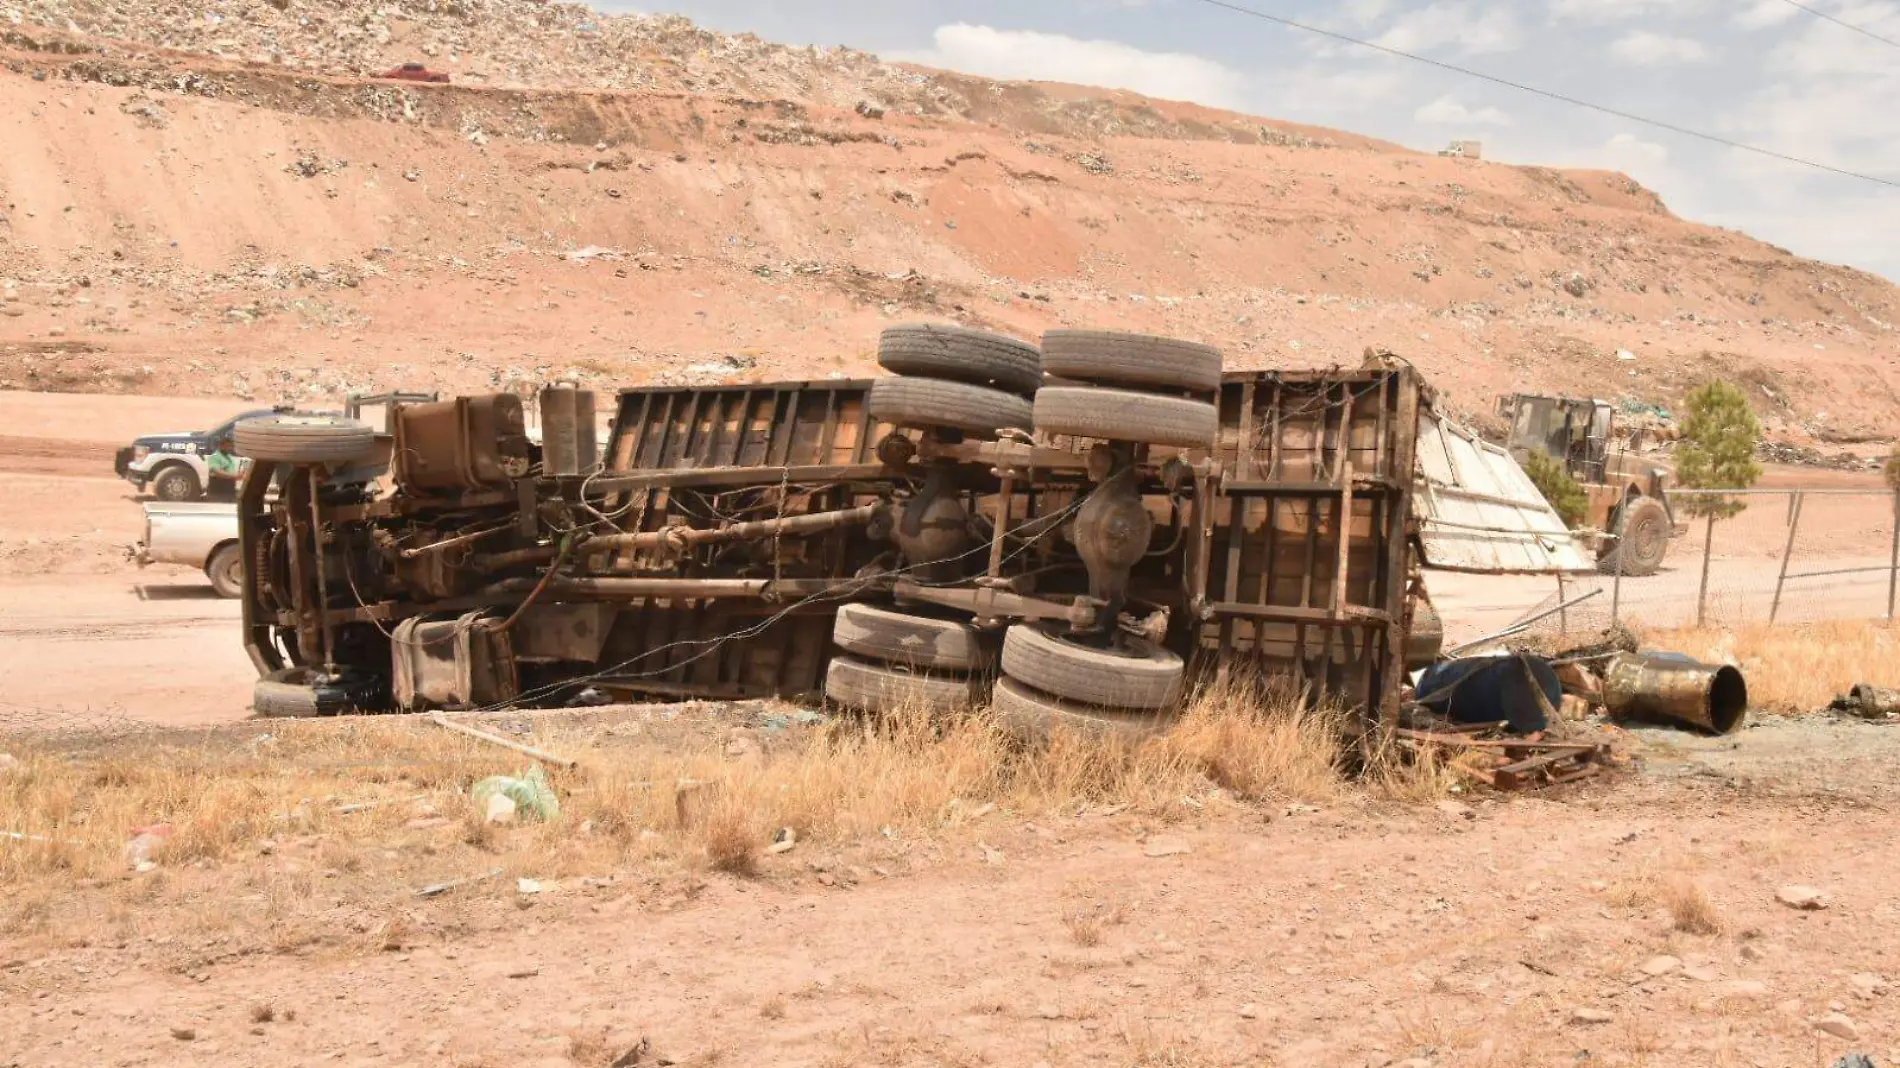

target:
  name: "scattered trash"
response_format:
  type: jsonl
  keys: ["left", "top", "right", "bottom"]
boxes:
{"left": 1601, "top": 652, "right": 1747, "bottom": 734}
{"left": 516, "top": 877, "right": 544, "bottom": 895}
{"left": 1833, "top": 684, "right": 1900, "bottom": 720}
{"left": 768, "top": 827, "right": 797, "bottom": 854}
{"left": 1776, "top": 885, "right": 1828, "bottom": 911}
{"left": 414, "top": 867, "right": 505, "bottom": 898}
{"left": 1415, "top": 653, "right": 1561, "bottom": 733}
{"left": 1395, "top": 728, "right": 1608, "bottom": 791}
{"left": 471, "top": 766, "right": 560, "bottom": 823}
{"left": 1615, "top": 349, "right": 1636, "bottom": 361}
{"left": 759, "top": 709, "right": 828, "bottom": 732}
{"left": 124, "top": 823, "right": 174, "bottom": 872}
{"left": 1828, "top": 1055, "right": 1876, "bottom": 1068}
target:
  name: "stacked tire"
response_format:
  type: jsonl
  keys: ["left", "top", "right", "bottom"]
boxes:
{"left": 1031, "top": 331, "right": 1223, "bottom": 450}
{"left": 866, "top": 324, "right": 1041, "bottom": 439}
{"left": 823, "top": 602, "right": 991, "bottom": 715}
{"left": 992, "top": 623, "right": 1185, "bottom": 742}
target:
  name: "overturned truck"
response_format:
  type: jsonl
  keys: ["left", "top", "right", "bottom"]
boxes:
{"left": 235, "top": 326, "right": 1435, "bottom": 734}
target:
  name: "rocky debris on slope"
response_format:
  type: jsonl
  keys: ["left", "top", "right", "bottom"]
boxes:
{"left": 1, "top": 1, "right": 1314, "bottom": 147}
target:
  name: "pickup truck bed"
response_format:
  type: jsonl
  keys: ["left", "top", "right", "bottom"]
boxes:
{"left": 136, "top": 501, "right": 243, "bottom": 598}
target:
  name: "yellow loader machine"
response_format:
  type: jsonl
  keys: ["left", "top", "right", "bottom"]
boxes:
{"left": 1496, "top": 393, "right": 1684, "bottom": 576}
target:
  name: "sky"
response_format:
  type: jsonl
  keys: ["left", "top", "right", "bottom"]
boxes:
{"left": 603, "top": 0, "right": 1900, "bottom": 284}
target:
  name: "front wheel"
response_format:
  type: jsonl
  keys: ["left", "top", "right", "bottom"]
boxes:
{"left": 1597, "top": 495, "right": 1671, "bottom": 577}
{"left": 151, "top": 466, "right": 200, "bottom": 501}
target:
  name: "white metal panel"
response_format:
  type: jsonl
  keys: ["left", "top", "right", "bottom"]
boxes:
{"left": 1414, "top": 409, "right": 1595, "bottom": 573}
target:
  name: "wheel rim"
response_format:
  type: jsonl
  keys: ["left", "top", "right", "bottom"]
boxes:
{"left": 220, "top": 556, "right": 244, "bottom": 591}
{"left": 1630, "top": 511, "right": 1666, "bottom": 564}
{"left": 158, "top": 476, "right": 191, "bottom": 500}
{"left": 1038, "top": 624, "right": 1157, "bottom": 663}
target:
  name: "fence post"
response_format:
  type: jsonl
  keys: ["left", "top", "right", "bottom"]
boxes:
{"left": 1769, "top": 491, "right": 1804, "bottom": 625}
{"left": 1889, "top": 489, "right": 1899, "bottom": 621}
{"left": 1696, "top": 511, "right": 1714, "bottom": 628}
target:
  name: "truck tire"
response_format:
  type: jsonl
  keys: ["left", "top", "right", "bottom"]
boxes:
{"left": 1040, "top": 330, "right": 1223, "bottom": 393}
{"left": 833, "top": 603, "right": 990, "bottom": 672}
{"left": 869, "top": 376, "right": 1033, "bottom": 437}
{"left": 824, "top": 655, "right": 980, "bottom": 716}
{"left": 1598, "top": 495, "right": 1670, "bottom": 577}
{"left": 234, "top": 415, "right": 375, "bottom": 465}
{"left": 205, "top": 542, "right": 244, "bottom": 599}
{"left": 1000, "top": 623, "right": 1183, "bottom": 710}
{"left": 877, "top": 324, "right": 1043, "bottom": 396}
{"left": 1033, "top": 387, "right": 1218, "bottom": 449}
{"left": 151, "top": 465, "right": 200, "bottom": 502}
{"left": 991, "top": 676, "right": 1168, "bottom": 744}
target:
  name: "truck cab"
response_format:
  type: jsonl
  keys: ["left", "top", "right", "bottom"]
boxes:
{"left": 115, "top": 408, "right": 283, "bottom": 501}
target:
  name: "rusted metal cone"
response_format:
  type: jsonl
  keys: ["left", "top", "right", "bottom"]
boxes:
{"left": 1602, "top": 652, "right": 1747, "bottom": 734}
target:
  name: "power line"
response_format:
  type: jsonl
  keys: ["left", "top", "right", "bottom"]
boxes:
{"left": 1776, "top": 0, "right": 1900, "bottom": 51}
{"left": 1186, "top": 0, "right": 1900, "bottom": 190}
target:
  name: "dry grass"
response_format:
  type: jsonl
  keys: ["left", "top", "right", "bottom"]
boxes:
{"left": 0, "top": 682, "right": 1458, "bottom": 947}
{"left": 1644, "top": 618, "right": 1900, "bottom": 712}
{"left": 1662, "top": 878, "right": 1723, "bottom": 935}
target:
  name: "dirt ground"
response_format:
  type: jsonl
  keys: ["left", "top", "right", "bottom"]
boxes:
{"left": 3, "top": 708, "right": 1898, "bottom": 1068}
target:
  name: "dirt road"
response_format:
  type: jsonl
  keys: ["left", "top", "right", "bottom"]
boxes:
{"left": 0, "top": 392, "right": 260, "bottom": 728}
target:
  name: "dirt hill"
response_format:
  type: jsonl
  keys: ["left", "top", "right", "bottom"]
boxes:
{"left": 2, "top": 2, "right": 1897, "bottom": 444}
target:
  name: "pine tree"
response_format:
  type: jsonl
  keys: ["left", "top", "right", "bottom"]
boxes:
{"left": 1524, "top": 448, "right": 1588, "bottom": 528}
{"left": 1675, "top": 381, "right": 1762, "bottom": 519}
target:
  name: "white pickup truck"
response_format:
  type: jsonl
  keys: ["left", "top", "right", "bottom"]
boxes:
{"left": 134, "top": 501, "right": 243, "bottom": 598}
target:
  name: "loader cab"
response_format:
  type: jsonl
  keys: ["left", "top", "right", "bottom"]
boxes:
{"left": 1498, "top": 394, "right": 1614, "bottom": 484}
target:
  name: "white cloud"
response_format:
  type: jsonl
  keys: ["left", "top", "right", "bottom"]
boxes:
{"left": 1733, "top": 0, "right": 1801, "bottom": 28}
{"left": 1609, "top": 30, "right": 1712, "bottom": 64}
{"left": 1371, "top": 2, "right": 1524, "bottom": 55}
{"left": 888, "top": 23, "right": 1248, "bottom": 108}
{"left": 1413, "top": 94, "right": 1513, "bottom": 126}
{"left": 1550, "top": 0, "right": 1706, "bottom": 23}
{"left": 1263, "top": 63, "right": 1414, "bottom": 116}
{"left": 1603, "top": 131, "right": 1671, "bottom": 167}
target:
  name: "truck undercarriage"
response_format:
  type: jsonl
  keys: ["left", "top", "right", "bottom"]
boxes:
{"left": 236, "top": 327, "right": 1432, "bottom": 734}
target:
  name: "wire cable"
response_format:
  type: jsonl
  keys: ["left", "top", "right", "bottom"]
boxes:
{"left": 1186, "top": 0, "right": 1900, "bottom": 189}
{"left": 1776, "top": 0, "right": 1900, "bottom": 51}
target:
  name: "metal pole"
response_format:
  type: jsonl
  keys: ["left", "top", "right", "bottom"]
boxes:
{"left": 1556, "top": 570, "right": 1568, "bottom": 635}
{"left": 1888, "top": 490, "right": 1899, "bottom": 621}
{"left": 1696, "top": 512, "right": 1714, "bottom": 628}
{"left": 1610, "top": 517, "right": 1625, "bottom": 628}
{"left": 307, "top": 472, "right": 336, "bottom": 673}
{"left": 1769, "top": 491, "right": 1804, "bottom": 625}
{"left": 1443, "top": 588, "right": 1603, "bottom": 657}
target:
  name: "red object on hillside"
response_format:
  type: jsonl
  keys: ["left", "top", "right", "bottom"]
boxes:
{"left": 378, "top": 62, "right": 449, "bottom": 84}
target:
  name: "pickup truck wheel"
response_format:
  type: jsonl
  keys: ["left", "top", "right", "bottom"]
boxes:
{"left": 990, "top": 676, "right": 1168, "bottom": 744}
{"left": 206, "top": 542, "right": 244, "bottom": 599}
{"left": 1597, "top": 495, "right": 1670, "bottom": 577}
{"left": 1033, "top": 387, "right": 1218, "bottom": 449}
{"left": 234, "top": 415, "right": 375, "bottom": 465}
{"left": 1040, "top": 330, "right": 1223, "bottom": 393}
{"left": 868, "top": 376, "right": 1033, "bottom": 438}
{"left": 1000, "top": 624, "right": 1184, "bottom": 710}
{"left": 823, "top": 655, "right": 981, "bottom": 716}
{"left": 833, "top": 603, "right": 991, "bottom": 672}
{"left": 151, "top": 465, "right": 200, "bottom": 501}
{"left": 877, "top": 324, "right": 1043, "bottom": 396}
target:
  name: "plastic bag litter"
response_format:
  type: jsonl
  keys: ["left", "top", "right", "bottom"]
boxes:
{"left": 471, "top": 766, "right": 560, "bottom": 822}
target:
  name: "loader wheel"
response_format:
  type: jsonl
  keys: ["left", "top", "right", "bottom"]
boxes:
{"left": 1040, "top": 330, "right": 1223, "bottom": 393}
{"left": 1598, "top": 495, "right": 1670, "bottom": 577}
{"left": 990, "top": 676, "right": 1168, "bottom": 744}
{"left": 206, "top": 542, "right": 244, "bottom": 599}
{"left": 833, "top": 602, "right": 991, "bottom": 672}
{"left": 823, "top": 655, "right": 981, "bottom": 716}
{"left": 1000, "top": 623, "right": 1184, "bottom": 710}
{"left": 868, "top": 376, "right": 1033, "bottom": 438}
{"left": 151, "top": 465, "right": 201, "bottom": 502}
{"left": 877, "top": 324, "right": 1043, "bottom": 396}
{"left": 234, "top": 414, "right": 375, "bottom": 465}
{"left": 1033, "top": 386, "right": 1218, "bottom": 449}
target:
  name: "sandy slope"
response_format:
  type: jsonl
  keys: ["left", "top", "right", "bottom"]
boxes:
{"left": 0, "top": 22, "right": 1896, "bottom": 444}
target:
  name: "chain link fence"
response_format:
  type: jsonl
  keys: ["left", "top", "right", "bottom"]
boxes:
{"left": 1487, "top": 487, "right": 1900, "bottom": 643}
